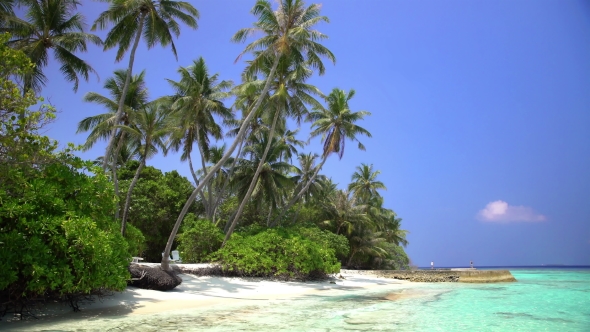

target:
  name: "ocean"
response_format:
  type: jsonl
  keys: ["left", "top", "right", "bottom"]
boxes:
{"left": 3, "top": 267, "right": 589, "bottom": 331}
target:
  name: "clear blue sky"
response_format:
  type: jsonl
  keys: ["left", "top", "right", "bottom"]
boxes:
{"left": 36, "top": 0, "right": 589, "bottom": 267}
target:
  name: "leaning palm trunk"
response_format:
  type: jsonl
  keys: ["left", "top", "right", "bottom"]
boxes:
{"left": 271, "top": 155, "right": 328, "bottom": 227}
{"left": 102, "top": 13, "right": 146, "bottom": 171}
{"left": 212, "top": 134, "right": 246, "bottom": 226}
{"left": 112, "top": 132, "right": 126, "bottom": 219}
{"left": 196, "top": 127, "right": 213, "bottom": 219}
{"left": 188, "top": 151, "right": 209, "bottom": 217}
{"left": 161, "top": 55, "right": 280, "bottom": 271}
{"left": 121, "top": 158, "right": 146, "bottom": 236}
{"left": 222, "top": 108, "right": 281, "bottom": 246}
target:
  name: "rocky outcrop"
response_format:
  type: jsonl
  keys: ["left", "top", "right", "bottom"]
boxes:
{"left": 128, "top": 264, "right": 182, "bottom": 291}
{"left": 342, "top": 269, "right": 516, "bottom": 283}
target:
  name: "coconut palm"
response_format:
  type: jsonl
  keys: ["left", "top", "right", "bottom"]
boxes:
{"left": 93, "top": 0, "right": 199, "bottom": 171}
{"left": 163, "top": 0, "right": 334, "bottom": 270}
{"left": 348, "top": 163, "right": 386, "bottom": 204}
{"left": 165, "top": 57, "right": 233, "bottom": 219}
{"left": 8, "top": 0, "right": 101, "bottom": 93}
{"left": 224, "top": 53, "right": 323, "bottom": 242}
{"left": 117, "top": 100, "right": 170, "bottom": 236}
{"left": 272, "top": 88, "right": 371, "bottom": 225}
{"left": 229, "top": 134, "right": 295, "bottom": 230}
{"left": 77, "top": 69, "right": 148, "bottom": 218}
{"left": 0, "top": 0, "right": 19, "bottom": 30}
{"left": 322, "top": 189, "right": 368, "bottom": 236}
{"left": 77, "top": 69, "right": 148, "bottom": 150}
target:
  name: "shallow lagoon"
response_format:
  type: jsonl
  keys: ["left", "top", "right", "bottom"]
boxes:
{"left": 4, "top": 268, "right": 589, "bottom": 331}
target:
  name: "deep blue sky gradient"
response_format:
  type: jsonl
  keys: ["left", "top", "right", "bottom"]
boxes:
{"left": 35, "top": 0, "right": 590, "bottom": 266}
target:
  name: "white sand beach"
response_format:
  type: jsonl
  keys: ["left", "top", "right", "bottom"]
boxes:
{"left": 1, "top": 266, "right": 410, "bottom": 330}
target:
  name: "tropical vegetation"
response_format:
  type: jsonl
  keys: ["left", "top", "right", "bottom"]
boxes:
{"left": 1, "top": 0, "right": 410, "bottom": 306}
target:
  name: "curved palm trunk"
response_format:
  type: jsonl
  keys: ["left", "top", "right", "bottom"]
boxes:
{"left": 187, "top": 151, "right": 209, "bottom": 217}
{"left": 102, "top": 12, "right": 146, "bottom": 171}
{"left": 222, "top": 108, "right": 281, "bottom": 246}
{"left": 113, "top": 132, "right": 126, "bottom": 220}
{"left": 347, "top": 248, "right": 358, "bottom": 266}
{"left": 212, "top": 133, "right": 246, "bottom": 226}
{"left": 161, "top": 54, "right": 280, "bottom": 271}
{"left": 195, "top": 127, "right": 213, "bottom": 219}
{"left": 121, "top": 157, "right": 146, "bottom": 236}
{"left": 271, "top": 155, "right": 328, "bottom": 227}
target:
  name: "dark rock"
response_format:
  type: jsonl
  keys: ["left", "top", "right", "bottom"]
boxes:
{"left": 128, "top": 264, "right": 182, "bottom": 291}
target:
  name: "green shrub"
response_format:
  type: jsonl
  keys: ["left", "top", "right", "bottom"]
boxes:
{"left": 177, "top": 215, "right": 224, "bottom": 263}
{"left": 210, "top": 228, "right": 340, "bottom": 279}
{"left": 0, "top": 151, "right": 130, "bottom": 303}
{"left": 125, "top": 224, "right": 146, "bottom": 258}
{"left": 296, "top": 226, "right": 350, "bottom": 259}
{"left": 118, "top": 161, "right": 196, "bottom": 262}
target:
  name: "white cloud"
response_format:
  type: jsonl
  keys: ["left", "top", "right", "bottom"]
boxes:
{"left": 477, "top": 200, "right": 546, "bottom": 223}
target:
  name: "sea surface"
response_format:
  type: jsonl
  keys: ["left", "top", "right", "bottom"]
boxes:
{"left": 3, "top": 267, "right": 589, "bottom": 331}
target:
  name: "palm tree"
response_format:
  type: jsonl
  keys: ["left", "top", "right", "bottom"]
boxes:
{"left": 93, "top": 0, "right": 199, "bottom": 171}
{"left": 77, "top": 69, "right": 148, "bottom": 218}
{"left": 348, "top": 163, "right": 386, "bottom": 204}
{"left": 117, "top": 100, "right": 170, "bottom": 236}
{"left": 322, "top": 189, "right": 368, "bottom": 236}
{"left": 272, "top": 88, "right": 371, "bottom": 225}
{"left": 8, "top": 0, "right": 101, "bottom": 93}
{"left": 284, "top": 152, "right": 326, "bottom": 224}
{"left": 163, "top": 0, "right": 334, "bottom": 270}
{"left": 77, "top": 69, "right": 148, "bottom": 150}
{"left": 165, "top": 57, "right": 233, "bottom": 219}
{"left": 347, "top": 227, "right": 387, "bottom": 267}
{"left": 224, "top": 53, "right": 324, "bottom": 242}
{"left": 228, "top": 134, "right": 295, "bottom": 231}
{"left": 0, "top": 0, "right": 18, "bottom": 29}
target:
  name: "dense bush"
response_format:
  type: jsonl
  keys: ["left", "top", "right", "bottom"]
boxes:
{"left": 177, "top": 215, "right": 224, "bottom": 263}
{"left": 125, "top": 224, "right": 146, "bottom": 257}
{"left": 210, "top": 228, "right": 340, "bottom": 279}
{"left": 296, "top": 226, "right": 350, "bottom": 259}
{"left": 0, "top": 37, "right": 129, "bottom": 311}
{"left": 0, "top": 152, "right": 130, "bottom": 304}
{"left": 118, "top": 161, "right": 196, "bottom": 262}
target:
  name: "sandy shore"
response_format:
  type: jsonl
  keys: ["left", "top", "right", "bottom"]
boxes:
{"left": 1, "top": 268, "right": 409, "bottom": 327}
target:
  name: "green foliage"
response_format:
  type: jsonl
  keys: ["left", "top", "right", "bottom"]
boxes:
{"left": 125, "top": 224, "right": 146, "bottom": 257}
{"left": 118, "top": 161, "right": 196, "bottom": 262}
{"left": 0, "top": 151, "right": 130, "bottom": 300}
{"left": 177, "top": 215, "right": 224, "bottom": 263}
{"left": 296, "top": 226, "right": 350, "bottom": 259}
{"left": 0, "top": 40, "right": 129, "bottom": 304}
{"left": 210, "top": 228, "right": 340, "bottom": 279}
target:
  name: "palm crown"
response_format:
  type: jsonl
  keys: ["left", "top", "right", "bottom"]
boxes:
{"left": 9, "top": 0, "right": 102, "bottom": 92}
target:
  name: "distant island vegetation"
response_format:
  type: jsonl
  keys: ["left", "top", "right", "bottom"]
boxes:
{"left": 0, "top": 0, "right": 409, "bottom": 315}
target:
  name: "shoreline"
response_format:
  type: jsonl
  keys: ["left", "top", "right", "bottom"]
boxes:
{"left": 1, "top": 269, "right": 409, "bottom": 328}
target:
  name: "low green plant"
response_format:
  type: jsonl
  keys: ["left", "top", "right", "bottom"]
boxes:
{"left": 125, "top": 224, "right": 146, "bottom": 257}
{"left": 210, "top": 228, "right": 340, "bottom": 279}
{"left": 177, "top": 215, "right": 224, "bottom": 263}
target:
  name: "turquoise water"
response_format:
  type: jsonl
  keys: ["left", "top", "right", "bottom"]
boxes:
{"left": 4, "top": 268, "right": 590, "bottom": 331}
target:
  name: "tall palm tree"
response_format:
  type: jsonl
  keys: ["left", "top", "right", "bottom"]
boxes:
{"left": 77, "top": 69, "right": 148, "bottom": 150}
{"left": 224, "top": 53, "right": 323, "bottom": 242}
{"left": 163, "top": 0, "right": 334, "bottom": 270}
{"left": 8, "top": 0, "right": 101, "bottom": 93}
{"left": 117, "top": 100, "right": 170, "bottom": 236}
{"left": 272, "top": 88, "right": 371, "bottom": 225}
{"left": 322, "top": 189, "right": 368, "bottom": 236}
{"left": 229, "top": 134, "right": 295, "bottom": 231}
{"left": 348, "top": 163, "right": 386, "bottom": 204}
{"left": 165, "top": 57, "right": 233, "bottom": 219}
{"left": 93, "top": 0, "right": 199, "bottom": 171}
{"left": 77, "top": 69, "right": 148, "bottom": 218}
